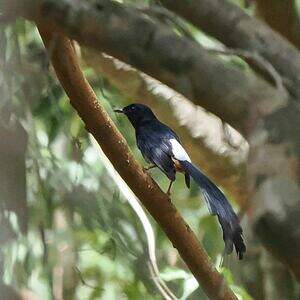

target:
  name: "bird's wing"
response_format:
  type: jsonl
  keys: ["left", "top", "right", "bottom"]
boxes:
{"left": 136, "top": 121, "right": 191, "bottom": 179}
{"left": 136, "top": 124, "right": 176, "bottom": 180}
{"left": 156, "top": 123, "right": 191, "bottom": 162}
{"left": 168, "top": 138, "right": 191, "bottom": 162}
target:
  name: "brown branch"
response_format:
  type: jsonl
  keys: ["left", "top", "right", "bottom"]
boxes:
{"left": 254, "top": 0, "right": 300, "bottom": 50}
{"left": 1, "top": 0, "right": 284, "bottom": 135}
{"left": 37, "top": 25, "right": 238, "bottom": 300}
{"left": 159, "top": 0, "right": 300, "bottom": 100}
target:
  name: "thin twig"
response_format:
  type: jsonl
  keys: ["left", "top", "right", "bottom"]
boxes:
{"left": 148, "top": 261, "right": 178, "bottom": 300}
{"left": 208, "top": 47, "right": 288, "bottom": 100}
{"left": 138, "top": 5, "right": 196, "bottom": 41}
{"left": 74, "top": 267, "right": 102, "bottom": 290}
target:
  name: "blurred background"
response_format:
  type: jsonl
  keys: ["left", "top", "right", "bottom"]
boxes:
{"left": 0, "top": 0, "right": 300, "bottom": 299}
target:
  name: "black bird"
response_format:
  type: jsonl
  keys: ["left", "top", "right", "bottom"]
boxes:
{"left": 115, "top": 103, "right": 246, "bottom": 259}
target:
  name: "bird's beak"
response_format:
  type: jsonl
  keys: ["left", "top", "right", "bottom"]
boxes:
{"left": 114, "top": 109, "right": 124, "bottom": 114}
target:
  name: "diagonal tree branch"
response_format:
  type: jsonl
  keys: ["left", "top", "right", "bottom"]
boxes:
{"left": 37, "top": 25, "right": 238, "bottom": 300}
{"left": 158, "top": 0, "right": 300, "bottom": 100}
{"left": 1, "top": 0, "right": 284, "bottom": 135}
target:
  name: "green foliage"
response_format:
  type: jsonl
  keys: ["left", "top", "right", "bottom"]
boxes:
{"left": 0, "top": 7, "right": 252, "bottom": 300}
{"left": 220, "top": 268, "right": 252, "bottom": 300}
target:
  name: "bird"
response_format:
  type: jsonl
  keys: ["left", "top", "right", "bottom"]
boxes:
{"left": 114, "top": 103, "right": 246, "bottom": 259}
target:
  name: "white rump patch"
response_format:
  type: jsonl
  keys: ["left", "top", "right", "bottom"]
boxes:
{"left": 170, "top": 139, "right": 191, "bottom": 162}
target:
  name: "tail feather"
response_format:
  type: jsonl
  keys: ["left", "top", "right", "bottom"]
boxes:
{"left": 180, "top": 160, "right": 246, "bottom": 259}
{"left": 185, "top": 173, "right": 191, "bottom": 189}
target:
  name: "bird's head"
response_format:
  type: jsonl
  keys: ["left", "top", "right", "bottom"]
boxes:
{"left": 114, "top": 103, "right": 156, "bottom": 128}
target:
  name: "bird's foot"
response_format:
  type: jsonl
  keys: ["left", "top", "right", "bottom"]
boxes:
{"left": 166, "top": 191, "right": 172, "bottom": 202}
{"left": 166, "top": 181, "right": 173, "bottom": 196}
{"left": 143, "top": 165, "right": 156, "bottom": 172}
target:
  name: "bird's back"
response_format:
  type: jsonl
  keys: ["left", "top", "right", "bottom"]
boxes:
{"left": 136, "top": 120, "right": 180, "bottom": 144}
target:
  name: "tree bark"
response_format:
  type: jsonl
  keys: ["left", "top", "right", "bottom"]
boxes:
{"left": 254, "top": 0, "right": 300, "bottom": 50}
{"left": 159, "top": 0, "right": 300, "bottom": 100}
{"left": 1, "top": 0, "right": 284, "bottom": 135}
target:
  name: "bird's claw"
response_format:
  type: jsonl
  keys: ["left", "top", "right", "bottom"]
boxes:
{"left": 142, "top": 167, "right": 148, "bottom": 172}
{"left": 143, "top": 165, "right": 156, "bottom": 172}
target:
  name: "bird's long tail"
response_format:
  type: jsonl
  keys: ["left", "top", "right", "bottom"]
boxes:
{"left": 180, "top": 160, "right": 246, "bottom": 259}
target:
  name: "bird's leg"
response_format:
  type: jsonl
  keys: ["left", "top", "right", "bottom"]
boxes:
{"left": 143, "top": 165, "right": 156, "bottom": 172}
{"left": 166, "top": 180, "right": 174, "bottom": 196}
